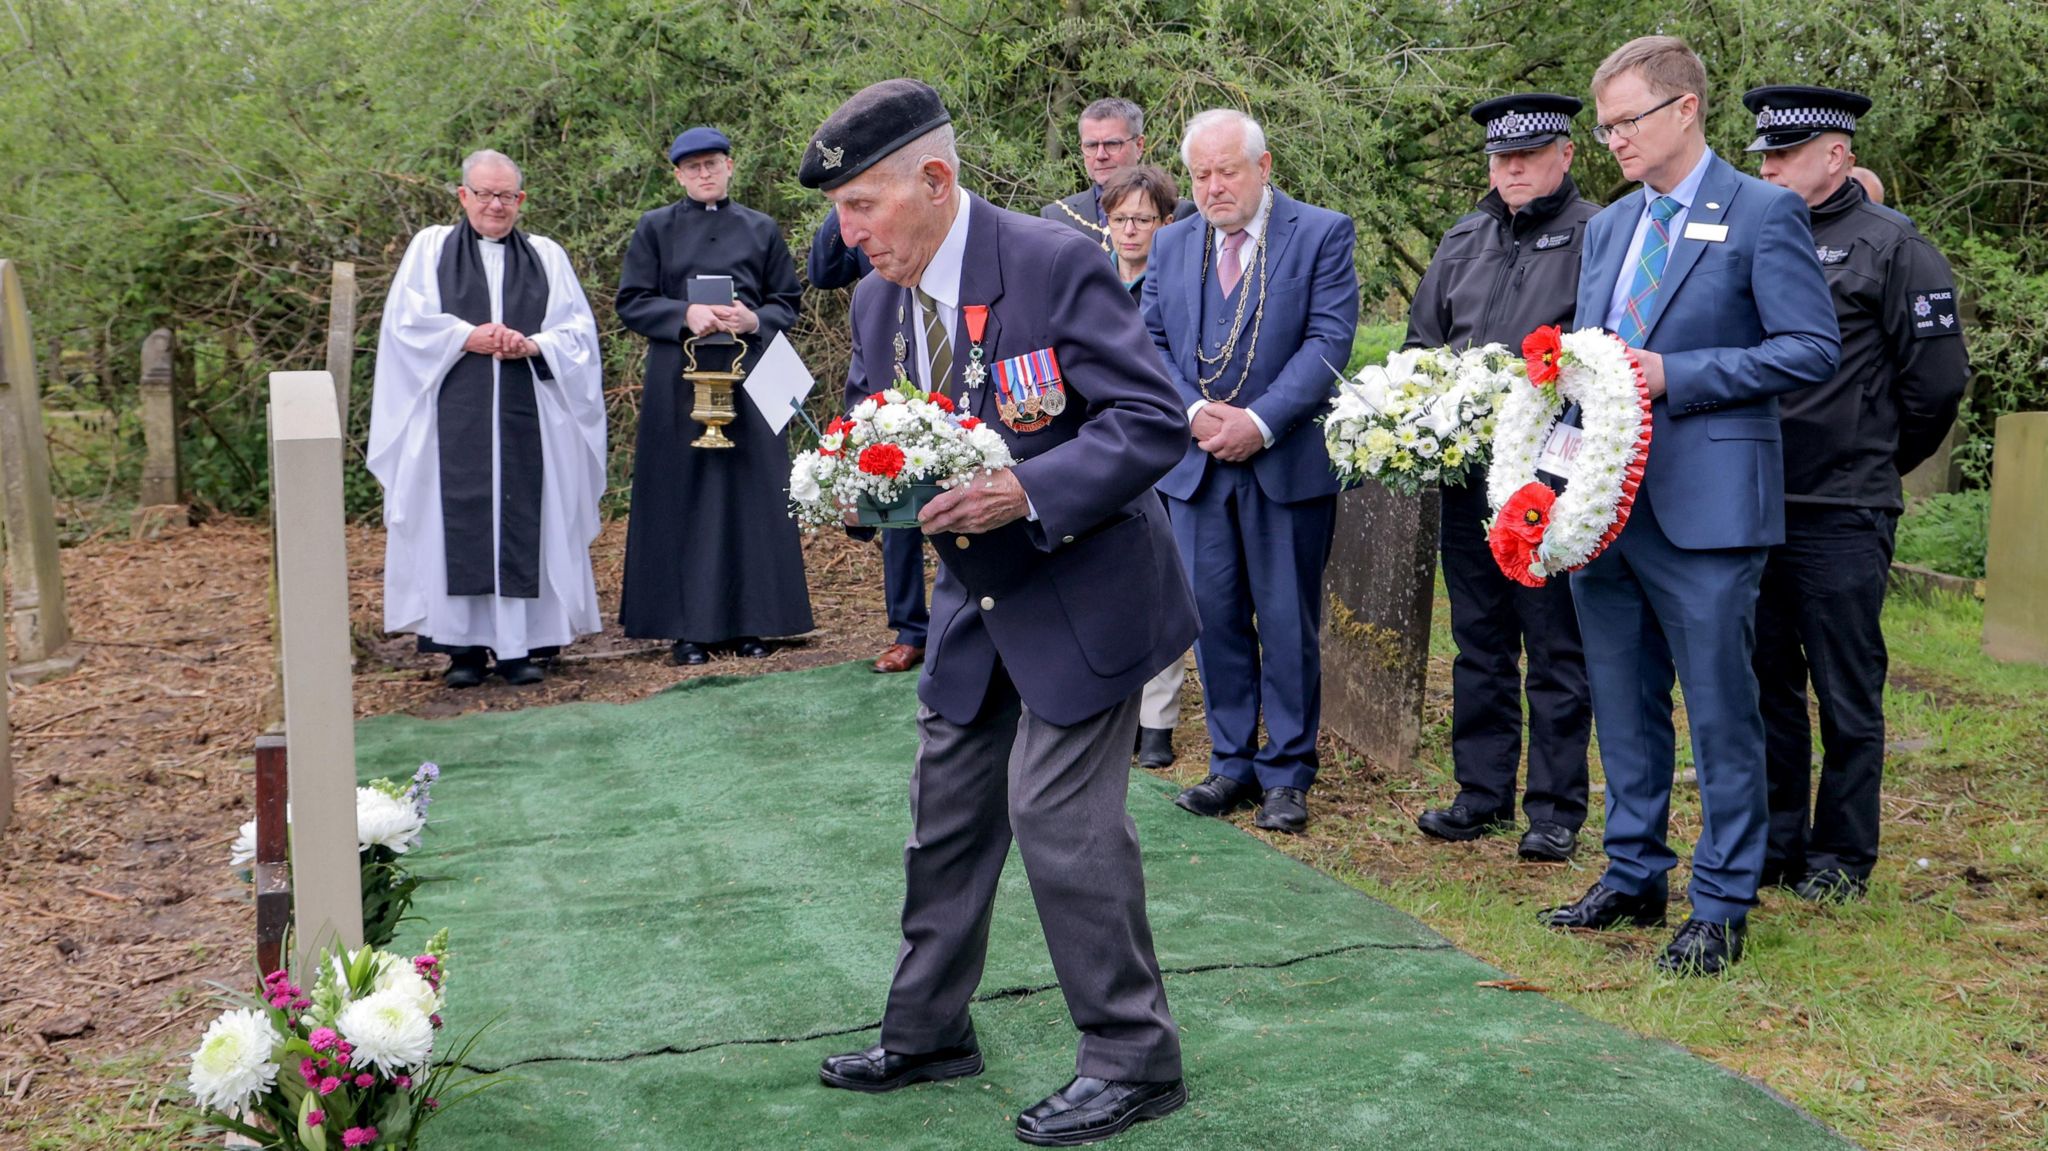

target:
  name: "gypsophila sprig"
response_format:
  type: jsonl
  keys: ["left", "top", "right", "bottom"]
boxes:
{"left": 788, "top": 384, "right": 1015, "bottom": 528}
{"left": 1323, "top": 344, "right": 1521, "bottom": 496}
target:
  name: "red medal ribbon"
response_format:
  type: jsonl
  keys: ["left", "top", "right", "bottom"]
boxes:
{"left": 963, "top": 305, "right": 989, "bottom": 345}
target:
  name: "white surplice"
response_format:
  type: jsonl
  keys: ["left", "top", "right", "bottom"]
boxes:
{"left": 367, "top": 225, "right": 607, "bottom": 659}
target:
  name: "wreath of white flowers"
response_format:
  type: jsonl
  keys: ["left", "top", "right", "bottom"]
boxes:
{"left": 1485, "top": 327, "right": 1653, "bottom": 586}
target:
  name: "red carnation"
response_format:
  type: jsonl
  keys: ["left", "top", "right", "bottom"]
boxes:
{"left": 959, "top": 417, "right": 982, "bottom": 430}
{"left": 1488, "top": 483, "right": 1557, "bottom": 588}
{"left": 1522, "top": 325, "right": 1564, "bottom": 387}
{"left": 929, "top": 393, "right": 956, "bottom": 412}
{"left": 857, "top": 443, "right": 906, "bottom": 479}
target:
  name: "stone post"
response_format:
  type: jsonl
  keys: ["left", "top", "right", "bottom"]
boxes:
{"left": 139, "top": 328, "right": 182, "bottom": 507}
{"left": 0, "top": 260, "right": 80, "bottom": 683}
{"left": 325, "top": 262, "right": 357, "bottom": 432}
{"left": 1982, "top": 412, "right": 2048, "bottom": 664}
{"left": 1321, "top": 484, "right": 1440, "bottom": 770}
{"left": 267, "top": 370, "right": 364, "bottom": 970}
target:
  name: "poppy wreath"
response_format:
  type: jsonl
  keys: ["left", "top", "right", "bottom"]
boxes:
{"left": 1484, "top": 326, "right": 1653, "bottom": 587}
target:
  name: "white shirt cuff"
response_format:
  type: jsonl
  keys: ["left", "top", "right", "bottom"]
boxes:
{"left": 1247, "top": 409, "right": 1276, "bottom": 449}
{"left": 1186, "top": 399, "right": 1207, "bottom": 421}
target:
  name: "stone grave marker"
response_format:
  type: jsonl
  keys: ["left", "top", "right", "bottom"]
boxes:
{"left": 1982, "top": 411, "right": 2048, "bottom": 664}
{"left": 139, "top": 328, "right": 183, "bottom": 509}
{"left": 326, "top": 262, "right": 357, "bottom": 430}
{"left": 0, "top": 260, "right": 80, "bottom": 683}
{"left": 1321, "top": 483, "right": 1439, "bottom": 771}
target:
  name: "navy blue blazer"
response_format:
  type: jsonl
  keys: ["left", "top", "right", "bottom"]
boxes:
{"left": 1142, "top": 188, "right": 1360, "bottom": 505}
{"left": 845, "top": 194, "right": 1199, "bottom": 727}
{"left": 1573, "top": 152, "right": 1839, "bottom": 550}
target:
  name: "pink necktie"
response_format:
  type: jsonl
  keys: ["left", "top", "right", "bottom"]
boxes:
{"left": 1220, "top": 229, "right": 1249, "bottom": 297}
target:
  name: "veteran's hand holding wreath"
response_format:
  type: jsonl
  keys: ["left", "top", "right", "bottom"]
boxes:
{"left": 920, "top": 467, "right": 1028, "bottom": 535}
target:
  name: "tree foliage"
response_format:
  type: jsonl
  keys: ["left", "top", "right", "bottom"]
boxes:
{"left": 1, "top": 0, "right": 2041, "bottom": 518}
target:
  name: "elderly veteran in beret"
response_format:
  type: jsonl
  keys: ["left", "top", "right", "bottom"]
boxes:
{"left": 615, "top": 126, "right": 811, "bottom": 667}
{"left": 801, "top": 79, "right": 1196, "bottom": 1147}
{"left": 1743, "top": 85, "right": 1968, "bottom": 905}
{"left": 1406, "top": 94, "right": 1598, "bottom": 863}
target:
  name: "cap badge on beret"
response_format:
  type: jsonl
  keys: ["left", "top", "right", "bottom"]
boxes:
{"left": 818, "top": 143, "right": 845, "bottom": 170}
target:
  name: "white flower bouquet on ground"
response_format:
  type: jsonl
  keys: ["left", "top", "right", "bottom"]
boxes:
{"left": 1323, "top": 344, "right": 1521, "bottom": 496}
{"left": 788, "top": 385, "right": 1015, "bottom": 529}
{"left": 231, "top": 763, "right": 439, "bottom": 948}
{"left": 186, "top": 932, "right": 496, "bottom": 1150}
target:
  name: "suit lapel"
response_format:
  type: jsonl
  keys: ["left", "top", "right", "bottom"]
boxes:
{"left": 1179, "top": 220, "right": 1205, "bottom": 380}
{"left": 956, "top": 194, "right": 1007, "bottom": 423}
{"left": 1642, "top": 153, "right": 1735, "bottom": 343}
{"left": 1581, "top": 192, "right": 1638, "bottom": 326}
{"left": 1261, "top": 188, "right": 1301, "bottom": 280}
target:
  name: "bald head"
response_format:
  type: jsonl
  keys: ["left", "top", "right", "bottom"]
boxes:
{"left": 1851, "top": 165, "right": 1885, "bottom": 204}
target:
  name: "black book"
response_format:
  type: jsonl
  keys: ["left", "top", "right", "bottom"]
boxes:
{"left": 688, "top": 275, "right": 736, "bottom": 345}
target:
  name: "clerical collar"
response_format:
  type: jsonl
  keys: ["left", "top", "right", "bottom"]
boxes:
{"left": 687, "top": 196, "right": 728, "bottom": 212}
{"left": 1211, "top": 186, "right": 1274, "bottom": 256}
{"left": 915, "top": 187, "right": 972, "bottom": 312}
{"left": 478, "top": 232, "right": 508, "bottom": 244}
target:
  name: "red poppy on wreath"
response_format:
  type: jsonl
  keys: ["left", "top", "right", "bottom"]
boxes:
{"left": 959, "top": 416, "right": 983, "bottom": 430}
{"left": 1522, "top": 325, "right": 1564, "bottom": 387}
{"left": 929, "top": 393, "right": 956, "bottom": 413}
{"left": 1488, "top": 482, "right": 1557, "bottom": 588}
{"left": 857, "top": 443, "right": 906, "bottom": 479}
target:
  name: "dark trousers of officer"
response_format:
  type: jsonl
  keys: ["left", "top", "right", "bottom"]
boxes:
{"left": 882, "top": 528, "right": 930, "bottom": 648}
{"left": 1439, "top": 480, "right": 1592, "bottom": 829}
{"left": 1755, "top": 504, "right": 1897, "bottom": 882}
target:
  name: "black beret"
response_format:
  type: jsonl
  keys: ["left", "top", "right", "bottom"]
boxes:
{"left": 668, "top": 126, "right": 731, "bottom": 164}
{"left": 799, "top": 79, "right": 953, "bottom": 191}
{"left": 1469, "top": 93, "right": 1582, "bottom": 154}
{"left": 1741, "top": 85, "right": 1872, "bottom": 152}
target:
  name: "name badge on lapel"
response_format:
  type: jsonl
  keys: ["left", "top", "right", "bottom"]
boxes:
{"left": 1683, "top": 222, "right": 1728, "bottom": 243}
{"left": 993, "top": 348, "right": 1065, "bottom": 432}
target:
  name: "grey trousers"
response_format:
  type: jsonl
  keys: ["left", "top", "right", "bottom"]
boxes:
{"left": 878, "top": 679, "right": 1182, "bottom": 1082}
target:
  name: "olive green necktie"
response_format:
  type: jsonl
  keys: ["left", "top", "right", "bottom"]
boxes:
{"left": 915, "top": 287, "right": 953, "bottom": 396}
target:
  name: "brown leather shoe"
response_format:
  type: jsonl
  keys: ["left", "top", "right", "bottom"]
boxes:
{"left": 872, "top": 643, "right": 925, "bottom": 674}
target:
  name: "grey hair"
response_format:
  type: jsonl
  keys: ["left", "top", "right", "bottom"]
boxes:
{"left": 460, "top": 149, "right": 523, "bottom": 189}
{"left": 1180, "top": 109, "right": 1267, "bottom": 167}
{"left": 1080, "top": 97, "right": 1144, "bottom": 137}
{"left": 887, "top": 123, "right": 960, "bottom": 179}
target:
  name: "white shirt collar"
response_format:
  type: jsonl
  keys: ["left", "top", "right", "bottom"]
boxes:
{"left": 1213, "top": 185, "right": 1275, "bottom": 255}
{"left": 916, "top": 188, "right": 972, "bottom": 309}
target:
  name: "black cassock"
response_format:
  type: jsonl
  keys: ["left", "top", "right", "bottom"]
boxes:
{"left": 616, "top": 197, "right": 813, "bottom": 644}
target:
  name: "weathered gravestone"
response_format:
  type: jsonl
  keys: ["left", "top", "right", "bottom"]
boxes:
{"left": 1982, "top": 411, "right": 2048, "bottom": 665}
{"left": 138, "top": 328, "right": 183, "bottom": 509}
{"left": 267, "top": 370, "right": 363, "bottom": 970}
{"left": 325, "top": 262, "right": 357, "bottom": 430}
{"left": 1321, "top": 484, "right": 1439, "bottom": 771}
{"left": 0, "top": 260, "right": 80, "bottom": 684}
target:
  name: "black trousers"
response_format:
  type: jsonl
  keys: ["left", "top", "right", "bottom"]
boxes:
{"left": 1755, "top": 504, "right": 1896, "bottom": 882}
{"left": 1439, "top": 481, "right": 1592, "bottom": 829}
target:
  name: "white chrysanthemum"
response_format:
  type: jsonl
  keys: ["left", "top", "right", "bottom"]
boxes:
{"left": 229, "top": 820, "right": 256, "bottom": 868}
{"left": 356, "top": 787, "right": 425, "bottom": 854}
{"left": 789, "top": 455, "right": 822, "bottom": 503}
{"left": 880, "top": 388, "right": 906, "bottom": 406}
{"left": 966, "top": 425, "right": 1009, "bottom": 463}
{"left": 187, "top": 1008, "right": 282, "bottom": 1113}
{"left": 848, "top": 398, "right": 878, "bottom": 421}
{"left": 872, "top": 405, "right": 911, "bottom": 436}
{"left": 371, "top": 957, "right": 443, "bottom": 1018}
{"left": 903, "top": 446, "right": 936, "bottom": 476}
{"left": 336, "top": 988, "right": 435, "bottom": 1075}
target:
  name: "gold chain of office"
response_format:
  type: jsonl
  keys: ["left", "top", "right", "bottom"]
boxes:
{"left": 1194, "top": 194, "right": 1273, "bottom": 404}
{"left": 1053, "top": 199, "right": 1114, "bottom": 253}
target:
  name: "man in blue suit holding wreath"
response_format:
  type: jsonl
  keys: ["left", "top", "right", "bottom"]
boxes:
{"left": 1537, "top": 36, "right": 1839, "bottom": 975}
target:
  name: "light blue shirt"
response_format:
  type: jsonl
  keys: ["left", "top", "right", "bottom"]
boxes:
{"left": 1602, "top": 146, "right": 1716, "bottom": 333}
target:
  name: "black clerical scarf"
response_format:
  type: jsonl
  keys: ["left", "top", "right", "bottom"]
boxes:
{"left": 434, "top": 218, "right": 548, "bottom": 599}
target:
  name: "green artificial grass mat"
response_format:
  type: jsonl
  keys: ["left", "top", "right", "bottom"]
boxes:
{"left": 355, "top": 662, "right": 1848, "bottom": 1150}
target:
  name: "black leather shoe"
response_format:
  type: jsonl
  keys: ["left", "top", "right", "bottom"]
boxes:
{"left": 1517, "top": 821, "right": 1578, "bottom": 862}
{"left": 1655, "top": 917, "right": 1746, "bottom": 976}
{"left": 818, "top": 1039, "right": 983, "bottom": 1093}
{"left": 1793, "top": 868, "right": 1867, "bottom": 904}
{"left": 1174, "top": 774, "right": 1256, "bottom": 817}
{"left": 735, "top": 637, "right": 772, "bottom": 659}
{"left": 443, "top": 656, "right": 487, "bottom": 689}
{"left": 1538, "top": 881, "right": 1668, "bottom": 930}
{"left": 1254, "top": 787, "right": 1309, "bottom": 833}
{"left": 495, "top": 658, "right": 544, "bottom": 686}
{"left": 1015, "top": 1077, "right": 1187, "bottom": 1147}
{"left": 1416, "top": 801, "right": 1514, "bottom": 842}
{"left": 1759, "top": 861, "right": 1803, "bottom": 890}
{"left": 673, "top": 641, "right": 710, "bottom": 666}
{"left": 1136, "top": 728, "right": 1176, "bottom": 769}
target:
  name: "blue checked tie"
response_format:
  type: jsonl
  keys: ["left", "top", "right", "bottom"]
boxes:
{"left": 1617, "top": 195, "right": 1680, "bottom": 347}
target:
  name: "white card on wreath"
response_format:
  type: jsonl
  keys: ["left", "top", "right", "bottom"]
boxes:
{"left": 1536, "top": 420, "right": 1583, "bottom": 480}
{"left": 744, "top": 332, "right": 816, "bottom": 435}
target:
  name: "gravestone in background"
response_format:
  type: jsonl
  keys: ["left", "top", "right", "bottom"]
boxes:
{"left": 1982, "top": 411, "right": 2048, "bottom": 664}
{"left": 0, "top": 260, "right": 80, "bottom": 684}
{"left": 1321, "top": 483, "right": 1439, "bottom": 771}
{"left": 139, "top": 328, "right": 183, "bottom": 509}
{"left": 325, "top": 261, "right": 357, "bottom": 431}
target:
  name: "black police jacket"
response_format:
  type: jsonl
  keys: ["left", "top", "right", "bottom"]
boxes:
{"left": 1403, "top": 176, "right": 1601, "bottom": 353}
{"left": 1784, "top": 178, "right": 1969, "bottom": 510}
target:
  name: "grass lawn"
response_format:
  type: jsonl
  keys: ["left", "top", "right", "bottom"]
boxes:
{"left": 1162, "top": 583, "right": 2048, "bottom": 1151}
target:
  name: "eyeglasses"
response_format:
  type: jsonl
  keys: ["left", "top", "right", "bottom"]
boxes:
{"left": 676, "top": 157, "right": 728, "bottom": 176}
{"left": 464, "top": 186, "right": 524, "bottom": 207}
{"left": 1080, "top": 137, "right": 1134, "bottom": 154}
{"left": 1592, "top": 95, "right": 1681, "bottom": 144}
{"left": 1108, "top": 214, "right": 1161, "bottom": 230}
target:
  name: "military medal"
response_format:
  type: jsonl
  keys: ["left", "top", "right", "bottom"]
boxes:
{"left": 992, "top": 347, "right": 1064, "bottom": 432}
{"left": 891, "top": 331, "right": 908, "bottom": 381}
{"left": 961, "top": 304, "right": 990, "bottom": 392}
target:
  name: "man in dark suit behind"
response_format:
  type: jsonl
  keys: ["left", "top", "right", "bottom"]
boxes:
{"left": 1142, "top": 108, "right": 1360, "bottom": 834}
{"left": 800, "top": 80, "right": 1196, "bottom": 1147}
{"left": 1536, "top": 37, "right": 1839, "bottom": 975}
{"left": 1042, "top": 97, "right": 1195, "bottom": 254}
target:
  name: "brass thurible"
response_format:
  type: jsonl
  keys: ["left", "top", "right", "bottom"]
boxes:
{"left": 683, "top": 335, "right": 748, "bottom": 449}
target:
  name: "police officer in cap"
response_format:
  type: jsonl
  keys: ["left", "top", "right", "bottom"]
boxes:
{"left": 1406, "top": 93, "right": 1597, "bottom": 862}
{"left": 1745, "top": 84, "right": 1969, "bottom": 902}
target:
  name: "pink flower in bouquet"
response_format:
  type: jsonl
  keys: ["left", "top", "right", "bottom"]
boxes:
{"left": 342, "top": 1127, "right": 379, "bottom": 1147}
{"left": 857, "top": 443, "right": 906, "bottom": 479}
{"left": 299, "top": 1058, "right": 319, "bottom": 1081}
{"left": 305, "top": 1109, "right": 325, "bottom": 1128}
{"left": 309, "top": 1028, "right": 340, "bottom": 1053}
{"left": 354, "top": 1073, "right": 375, "bottom": 1088}
{"left": 317, "top": 1076, "right": 343, "bottom": 1095}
